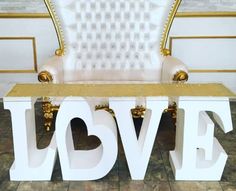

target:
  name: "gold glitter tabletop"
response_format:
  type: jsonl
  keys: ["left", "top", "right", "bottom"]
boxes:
{"left": 6, "top": 83, "right": 236, "bottom": 97}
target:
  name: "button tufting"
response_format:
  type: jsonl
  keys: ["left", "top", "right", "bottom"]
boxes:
{"left": 91, "top": 23, "right": 96, "bottom": 30}
{"left": 144, "top": 12, "right": 150, "bottom": 20}
{"left": 80, "top": 3, "right": 86, "bottom": 9}
{"left": 90, "top": 3, "right": 96, "bottom": 10}
{"left": 139, "top": 43, "right": 144, "bottom": 50}
{"left": 120, "top": 2, "right": 125, "bottom": 9}
{"left": 82, "top": 63, "right": 86, "bottom": 69}
{"left": 100, "top": 2, "right": 106, "bottom": 9}
{"left": 105, "top": 13, "right": 111, "bottom": 20}
{"left": 135, "top": 12, "right": 141, "bottom": 20}
{"left": 110, "top": 2, "right": 116, "bottom": 9}
{"left": 95, "top": 13, "right": 101, "bottom": 20}
{"left": 58, "top": 0, "right": 163, "bottom": 70}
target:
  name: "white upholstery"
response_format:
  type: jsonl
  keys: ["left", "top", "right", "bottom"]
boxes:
{"left": 41, "top": 0, "right": 182, "bottom": 82}
{"left": 41, "top": 56, "right": 64, "bottom": 83}
{"left": 40, "top": 0, "right": 188, "bottom": 84}
{"left": 161, "top": 56, "right": 188, "bottom": 82}
{"left": 41, "top": 55, "right": 187, "bottom": 82}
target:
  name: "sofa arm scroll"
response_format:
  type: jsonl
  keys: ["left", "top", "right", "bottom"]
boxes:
{"left": 38, "top": 56, "right": 64, "bottom": 83}
{"left": 162, "top": 56, "right": 188, "bottom": 83}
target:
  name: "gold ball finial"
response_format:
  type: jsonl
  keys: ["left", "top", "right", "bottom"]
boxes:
{"left": 163, "top": 48, "right": 171, "bottom": 56}
{"left": 55, "top": 49, "right": 64, "bottom": 56}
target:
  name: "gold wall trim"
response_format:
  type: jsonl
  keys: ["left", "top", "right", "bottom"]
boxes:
{"left": 176, "top": 12, "right": 236, "bottom": 18}
{"left": 189, "top": 70, "right": 236, "bottom": 73}
{"left": 169, "top": 36, "right": 236, "bottom": 73}
{"left": 1, "top": 11, "right": 236, "bottom": 19}
{"left": 0, "top": 13, "right": 50, "bottom": 18}
{"left": 0, "top": 37, "right": 38, "bottom": 73}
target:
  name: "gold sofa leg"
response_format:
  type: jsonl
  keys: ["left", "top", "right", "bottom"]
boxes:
{"left": 164, "top": 102, "right": 177, "bottom": 124}
{"left": 95, "top": 104, "right": 146, "bottom": 119}
{"left": 131, "top": 104, "right": 177, "bottom": 124}
{"left": 42, "top": 97, "right": 59, "bottom": 131}
{"left": 131, "top": 106, "right": 146, "bottom": 118}
{"left": 95, "top": 104, "right": 115, "bottom": 117}
{"left": 41, "top": 99, "right": 177, "bottom": 131}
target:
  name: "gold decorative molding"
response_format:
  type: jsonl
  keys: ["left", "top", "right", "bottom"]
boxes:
{"left": 131, "top": 106, "right": 146, "bottom": 118}
{"left": 164, "top": 102, "right": 177, "bottom": 123}
{"left": 0, "top": 13, "right": 50, "bottom": 18}
{"left": 189, "top": 69, "right": 236, "bottom": 73}
{"left": 38, "top": 71, "right": 53, "bottom": 82}
{"left": 169, "top": 36, "right": 236, "bottom": 73}
{"left": 0, "top": 37, "right": 38, "bottom": 73}
{"left": 160, "top": 0, "right": 182, "bottom": 55}
{"left": 42, "top": 97, "right": 59, "bottom": 131}
{"left": 176, "top": 11, "right": 236, "bottom": 18}
{"left": 44, "top": 0, "right": 65, "bottom": 56}
{"left": 1, "top": 11, "right": 236, "bottom": 19}
{"left": 173, "top": 70, "right": 189, "bottom": 82}
{"left": 95, "top": 104, "right": 115, "bottom": 117}
{"left": 162, "top": 48, "right": 172, "bottom": 56}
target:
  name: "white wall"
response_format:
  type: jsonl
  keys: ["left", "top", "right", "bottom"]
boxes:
{"left": 169, "top": 17, "right": 236, "bottom": 93}
{"left": 0, "top": 18, "right": 58, "bottom": 83}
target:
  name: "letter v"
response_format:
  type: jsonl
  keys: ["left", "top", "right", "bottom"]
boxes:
{"left": 110, "top": 97, "right": 168, "bottom": 180}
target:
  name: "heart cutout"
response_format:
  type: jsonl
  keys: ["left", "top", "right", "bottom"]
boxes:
{"left": 56, "top": 97, "right": 118, "bottom": 180}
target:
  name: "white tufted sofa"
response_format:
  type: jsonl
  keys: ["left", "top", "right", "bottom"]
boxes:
{"left": 38, "top": 0, "right": 188, "bottom": 130}
{"left": 39, "top": 0, "right": 188, "bottom": 83}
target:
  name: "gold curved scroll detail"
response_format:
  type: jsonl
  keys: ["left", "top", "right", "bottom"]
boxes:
{"left": 38, "top": 70, "right": 53, "bottom": 83}
{"left": 131, "top": 105, "right": 146, "bottom": 119}
{"left": 160, "top": 0, "right": 182, "bottom": 56}
{"left": 44, "top": 0, "right": 65, "bottom": 56}
{"left": 173, "top": 70, "right": 189, "bottom": 82}
{"left": 95, "top": 104, "right": 115, "bottom": 117}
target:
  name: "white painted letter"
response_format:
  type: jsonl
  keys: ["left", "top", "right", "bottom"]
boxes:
{"left": 170, "top": 97, "right": 233, "bottom": 180}
{"left": 110, "top": 97, "right": 168, "bottom": 180}
{"left": 3, "top": 97, "right": 57, "bottom": 181}
{"left": 56, "top": 97, "right": 118, "bottom": 180}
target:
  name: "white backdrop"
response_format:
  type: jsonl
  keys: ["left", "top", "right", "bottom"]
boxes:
{"left": 169, "top": 17, "right": 236, "bottom": 93}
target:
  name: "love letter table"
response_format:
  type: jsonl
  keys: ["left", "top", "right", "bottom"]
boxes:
{"left": 2, "top": 83, "right": 236, "bottom": 181}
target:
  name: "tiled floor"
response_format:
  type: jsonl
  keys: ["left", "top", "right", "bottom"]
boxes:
{"left": 0, "top": 101, "right": 235, "bottom": 191}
